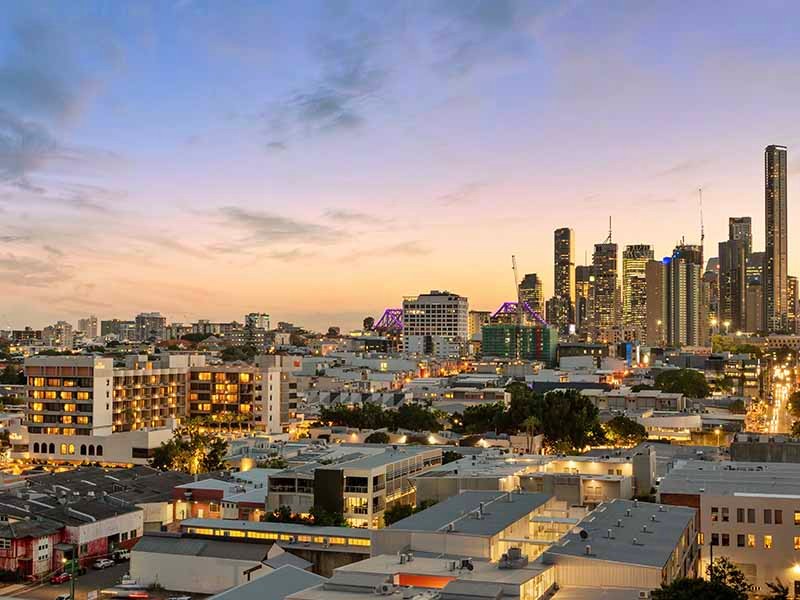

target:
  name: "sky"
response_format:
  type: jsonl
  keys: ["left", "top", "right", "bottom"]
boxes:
{"left": 2, "top": 0, "right": 800, "bottom": 332}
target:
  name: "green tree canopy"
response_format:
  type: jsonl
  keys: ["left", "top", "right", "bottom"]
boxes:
{"left": 603, "top": 416, "right": 647, "bottom": 447}
{"left": 383, "top": 503, "right": 414, "bottom": 525}
{"left": 220, "top": 345, "right": 258, "bottom": 362}
{"left": 651, "top": 578, "right": 744, "bottom": 600}
{"left": 364, "top": 431, "right": 390, "bottom": 444}
{"left": 534, "top": 389, "right": 605, "bottom": 453}
{"left": 707, "top": 557, "right": 750, "bottom": 599}
{"left": 654, "top": 369, "right": 711, "bottom": 398}
{"left": 0, "top": 365, "right": 23, "bottom": 385}
{"left": 150, "top": 419, "right": 228, "bottom": 474}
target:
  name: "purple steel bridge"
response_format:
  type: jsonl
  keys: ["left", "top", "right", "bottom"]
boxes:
{"left": 373, "top": 308, "right": 403, "bottom": 332}
{"left": 491, "top": 301, "right": 549, "bottom": 327}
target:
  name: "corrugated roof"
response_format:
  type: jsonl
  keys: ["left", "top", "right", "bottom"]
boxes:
{"left": 132, "top": 534, "right": 267, "bottom": 561}
{"left": 387, "top": 491, "right": 550, "bottom": 536}
{"left": 209, "top": 565, "right": 325, "bottom": 600}
{"left": 181, "top": 518, "right": 371, "bottom": 539}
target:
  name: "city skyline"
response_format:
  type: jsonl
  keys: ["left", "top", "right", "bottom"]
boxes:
{"left": 2, "top": 2, "right": 800, "bottom": 331}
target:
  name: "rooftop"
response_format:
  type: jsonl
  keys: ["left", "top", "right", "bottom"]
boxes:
{"left": 211, "top": 565, "right": 325, "bottom": 600}
{"left": 133, "top": 533, "right": 267, "bottom": 562}
{"left": 181, "top": 518, "right": 371, "bottom": 539}
{"left": 40, "top": 498, "right": 142, "bottom": 526}
{"left": 658, "top": 460, "right": 800, "bottom": 497}
{"left": 543, "top": 499, "right": 695, "bottom": 568}
{"left": 388, "top": 490, "right": 550, "bottom": 536}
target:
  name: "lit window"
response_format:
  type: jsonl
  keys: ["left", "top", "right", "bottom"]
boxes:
{"left": 747, "top": 534, "right": 755, "bottom": 548}
{"left": 764, "top": 535, "right": 773, "bottom": 549}
{"left": 198, "top": 372, "right": 212, "bottom": 381}
{"left": 794, "top": 536, "right": 800, "bottom": 550}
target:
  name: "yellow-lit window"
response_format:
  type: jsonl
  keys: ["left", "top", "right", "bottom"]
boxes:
{"left": 44, "top": 391, "right": 57, "bottom": 399}
{"left": 794, "top": 537, "right": 800, "bottom": 550}
{"left": 77, "top": 392, "right": 89, "bottom": 400}
{"left": 215, "top": 384, "right": 226, "bottom": 392}
{"left": 33, "top": 377, "right": 44, "bottom": 387}
{"left": 31, "top": 403, "right": 43, "bottom": 412}
{"left": 60, "top": 391, "right": 73, "bottom": 400}
{"left": 59, "top": 443, "right": 67, "bottom": 454}
{"left": 313, "top": 536, "right": 324, "bottom": 544}
{"left": 279, "top": 534, "right": 292, "bottom": 541}
{"left": 229, "top": 530, "right": 245, "bottom": 538}
{"left": 68, "top": 444, "right": 75, "bottom": 455}
{"left": 764, "top": 535, "right": 773, "bottom": 549}
{"left": 747, "top": 534, "right": 755, "bottom": 548}
{"left": 297, "top": 535, "right": 311, "bottom": 543}
{"left": 31, "top": 415, "right": 43, "bottom": 423}
{"left": 239, "top": 405, "right": 251, "bottom": 413}
{"left": 77, "top": 416, "right": 89, "bottom": 425}
{"left": 227, "top": 384, "right": 238, "bottom": 393}
{"left": 62, "top": 416, "right": 73, "bottom": 424}
{"left": 239, "top": 373, "right": 250, "bottom": 383}
{"left": 189, "top": 394, "right": 198, "bottom": 401}
{"left": 63, "top": 404, "right": 76, "bottom": 412}
{"left": 47, "top": 378, "right": 60, "bottom": 386}
{"left": 62, "top": 428, "right": 75, "bottom": 436}
{"left": 328, "top": 537, "right": 346, "bottom": 545}
{"left": 199, "top": 403, "right": 211, "bottom": 411}
{"left": 198, "top": 372, "right": 212, "bottom": 381}
{"left": 794, "top": 511, "right": 800, "bottom": 526}
{"left": 31, "top": 391, "right": 43, "bottom": 399}
{"left": 348, "top": 538, "right": 370, "bottom": 546}
{"left": 215, "top": 373, "right": 226, "bottom": 382}
{"left": 63, "top": 380, "right": 76, "bottom": 387}
{"left": 227, "top": 394, "right": 237, "bottom": 402}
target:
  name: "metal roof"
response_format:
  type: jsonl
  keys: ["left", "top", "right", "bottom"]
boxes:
{"left": 387, "top": 491, "right": 550, "bottom": 536}
{"left": 181, "top": 518, "right": 371, "bottom": 539}
{"left": 209, "top": 565, "right": 325, "bottom": 600}
{"left": 543, "top": 499, "right": 695, "bottom": 568}
{"left": 658, "top": 460, "right": 800, "bottom": 496}
{"left": 132, "top": 534, "right": 267, "bottom": 561}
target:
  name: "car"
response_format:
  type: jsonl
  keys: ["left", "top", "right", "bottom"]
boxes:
{"left": 167, "top": 596, "right": 191, "bottom": 600}
{"left": 111, "top": 549, "right": 130, "bottom": 562}
{"left": 50, "top": 572, "right": 71, "bottom": 584}
{"left": 93, "top": 558, "right": 115, "bottom": 570}
{"left": 55, "top": 594, "right": 72, "bottom": 600}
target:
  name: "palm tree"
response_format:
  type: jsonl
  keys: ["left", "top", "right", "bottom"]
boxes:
{"left": 522, "top": 416, "right": 540, "bottom": 454}
{"left": 766, "top": 578, "right": 789, "bottom": 600}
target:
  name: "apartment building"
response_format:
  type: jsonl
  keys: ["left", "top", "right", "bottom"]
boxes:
{"left": 658, "top": 460, "right": 800, "bottom": 593}
{"left": 268, "top": 446, "right": 443, "bottom": 528}
{"left": 188, "top": 366, "right": 259, "bottom": 427}
{"left": 402, "top": 290, "right": 468, "bottom": 358}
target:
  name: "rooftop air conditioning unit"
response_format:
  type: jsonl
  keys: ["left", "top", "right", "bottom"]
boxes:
{"left": 375, "top": 583, "right": 395, "bottom": 596}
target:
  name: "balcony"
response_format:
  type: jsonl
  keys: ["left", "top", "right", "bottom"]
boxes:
{"left": 344, "top": 485, "right": 369, "bottom": 494}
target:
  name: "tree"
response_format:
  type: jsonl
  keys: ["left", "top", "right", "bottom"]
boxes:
{"left": 442, "top": 450, "right": 462, "bottom": 464}
{"left": 393, "top": 403, "right": 439, "bottom": 432}
{"left": 149, "top": 418, "right": 228, "bottom": 474}
{"left": 181, "top": 333, "right": 212, "bottom": 343}
{"left": 201, "top": 436, "right": 228, "bottom": 472}
{"left": 793, "top": 420, "right": 800, "bottom": 438}
{"left": 603, "top": 416, "right": 647, "bottom": 447}
{"left": 458, "top": 434, "right": 484, "bottom": 447}
{"left": 308, "top": 505, "right": 347, "bottom": 526}
{"left": 654, "top": 369, "right": 711, "bottom": 398}
{"left": 522, "top": 415, "right": 540, "bottom": 453}
{"left": 220, "top": 345, "right": 258, "bottom": 362}
{"left": 534, "top": 389, "right": 605, "bottom": 453}
{"left": 0, "top": 365, "right": 22, "bottom": 385}
{"left": 383, "top": 503, "right": 414, "bottom": 525}
{"left": 651, "top": 578, "right": 743, "bottom": 600}
{"left": 461, "top": 402, "right": 506, "bottom": 434}
{"left": 365, "top": 431, "right": 390, "bottom": 444}
{"left": 707, "top": 557, "right": 750, "bottom": 599}
{"left": 765, "top": 579, "right": 789, "bottom": 600}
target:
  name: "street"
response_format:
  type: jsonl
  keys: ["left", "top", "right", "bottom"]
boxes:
{"left": 17, "top": 562, "right": 129, "bottom": 600}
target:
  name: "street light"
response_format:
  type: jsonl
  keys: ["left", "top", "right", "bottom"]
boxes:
{"left": 715, "top": 427, "right": 722, "bottom": 448}
{"left": 61, "top": 542, "right": 78, "bottom": 600}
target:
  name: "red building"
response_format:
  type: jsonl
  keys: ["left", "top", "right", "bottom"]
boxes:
{"left": 0, "top": 519, "right": 63, "bottom": 579}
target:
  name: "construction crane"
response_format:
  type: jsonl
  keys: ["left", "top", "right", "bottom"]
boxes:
{"left": 511, "top": 255, "right": 523, "bottom": 361}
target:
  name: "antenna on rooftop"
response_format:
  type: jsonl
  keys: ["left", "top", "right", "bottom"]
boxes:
{"left": 604, "top": 216, "right": 613, "bottom": 244}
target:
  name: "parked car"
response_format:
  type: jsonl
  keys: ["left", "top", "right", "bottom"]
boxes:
{"left": 50, "top": 572, "right": 71, "bottom": 584}
{"left": 55, "top": 594, "right": 72, "bottom": 600}
{"left": 111, "top": 549, "right": 131, "bottom": 562}
{"left": 167, "top": 596, "right": 191, "bottom": 600}
{"left": 93, "top": 558, "right": 115, "bottom": 570}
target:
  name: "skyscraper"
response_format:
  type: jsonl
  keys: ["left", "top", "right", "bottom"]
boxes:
{"left": 622, "top": 245, "right": 653, "bottom": 341}
{"left": 764, "top": 144, "right": 789, "bottom": 333}
{"left": 645, "top": 259, "right": 667, "bottom": 346}
{"left": 575, "top": 265, "right": 593, "bottom": 335}
{"left": 553, "top": 228, "right": 575, "bottom": 330}
{"left": 591, "top": 242, "right": 617, "bottom": 343}
{"left": 728, "top": 217, "right": 752, "bottom": 257}
{"left": 789, "top": 276, "right": 798, "bottom": 334}
{"left": 718, "top": 240, "right": 747, "bottom": 332}
{"left": 519, "top": 273, "right": 544, "bottom": 316}
{"left": 746, "top": 252, "right": 765, "bottom": 333}
{"left": 666, "top": 244, "right": 703, "bottom": 347}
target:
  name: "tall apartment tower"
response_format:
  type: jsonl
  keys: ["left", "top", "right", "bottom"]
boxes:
{"left": 553, "top": 228, "right": 575, "bottom": 330}
{"left": 728, "top": 217, "right": 752, "bottom": 258}
{"left": 666, "top": 244, "right": 704, "bottom": 347}
{"left": 591, "top": 242, "right": 618, "bottom": 343}
{"left": 645, "top": 260, "right": 667, "bottom": 346}
{"left": 575, "top": 265, "right": 593, "bottom": 335}
{"left": 622, "top": 245, "right": 654, "bottom": 341}
{"left": 718, "top": 240, "right": 747, "bottom": 331}
{"left": 789, "top": 276, "right": 798, "bottom": 334}
{"left": 764, "top": 145, "right": 789, "bottom": 333}
{"left": 519, "top": 273, "right": 544, "bottom": 316}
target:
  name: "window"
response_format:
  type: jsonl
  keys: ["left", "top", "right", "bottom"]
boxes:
{"left": 0, "top": 539, "right": 10, "bottom": 549}
{"left": 776, "top": 510, "right": 783, "bottom": 524}
{"left": 711, "top": 507, "right": 719, "bottom": 522}
{"left": 764, "top": 509, "right": 772, "bottom": 524}
{"left": 96, "top": 445, "right": 103, "bottom": 456}
{"left": 747, "top": 534, "right": 755, "bottom": 548}
{"left": 721, "top": 534, "right": 730, "bottom": 547}
{"left": 711, "top": 533, "right": 719, "bottom": 546}
{"left": 764, "top": 535, "right": 773, "bottom": 549}
{"left": 721, "top": 507, "right": 729, "bottom": 522}
{"left": 737, "top": 534, "right": 745, "bottom": 547}
{"left": 747, "top": 508, "right": 756, "bottom": 523}
{"left": 77, "top": 392, "right": 89, "bottom": 400}
{"left": 59, "top": 443, "right": 67, "bottom": 455}
{"left": 794, "top": 511, "right": 800, "bottom": 526}
{"left": 794, "top": 536, "right": 800, "bottom": 550}
{"left": 198, "top": 372, "right": 212, "bottom": 381}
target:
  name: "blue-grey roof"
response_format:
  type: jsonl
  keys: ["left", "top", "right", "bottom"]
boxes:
{"left": 209, "top": 565, "right": 324, "bottom": 600}
{"left": 264, "top": 552, "right": 312, "bottom": 570}
{"left": 388, "top": 491, "right": 550, "bottom": 536}
{"left": 132, "top": 534, "right": 267, "bottom": 561}
{"left": 182, "top": 518, "right": 371, "bottom": 539}
{"left": 543, "top": 499, "right": 696, "bottom": 568}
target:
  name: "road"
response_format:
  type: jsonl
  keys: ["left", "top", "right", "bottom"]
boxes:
{"left": 18, "top": 562, "right": 129, "bottom": 600}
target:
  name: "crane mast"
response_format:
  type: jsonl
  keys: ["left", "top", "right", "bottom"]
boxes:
{"left": 511, "top": 255, "right": 523, "bottom": 360}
